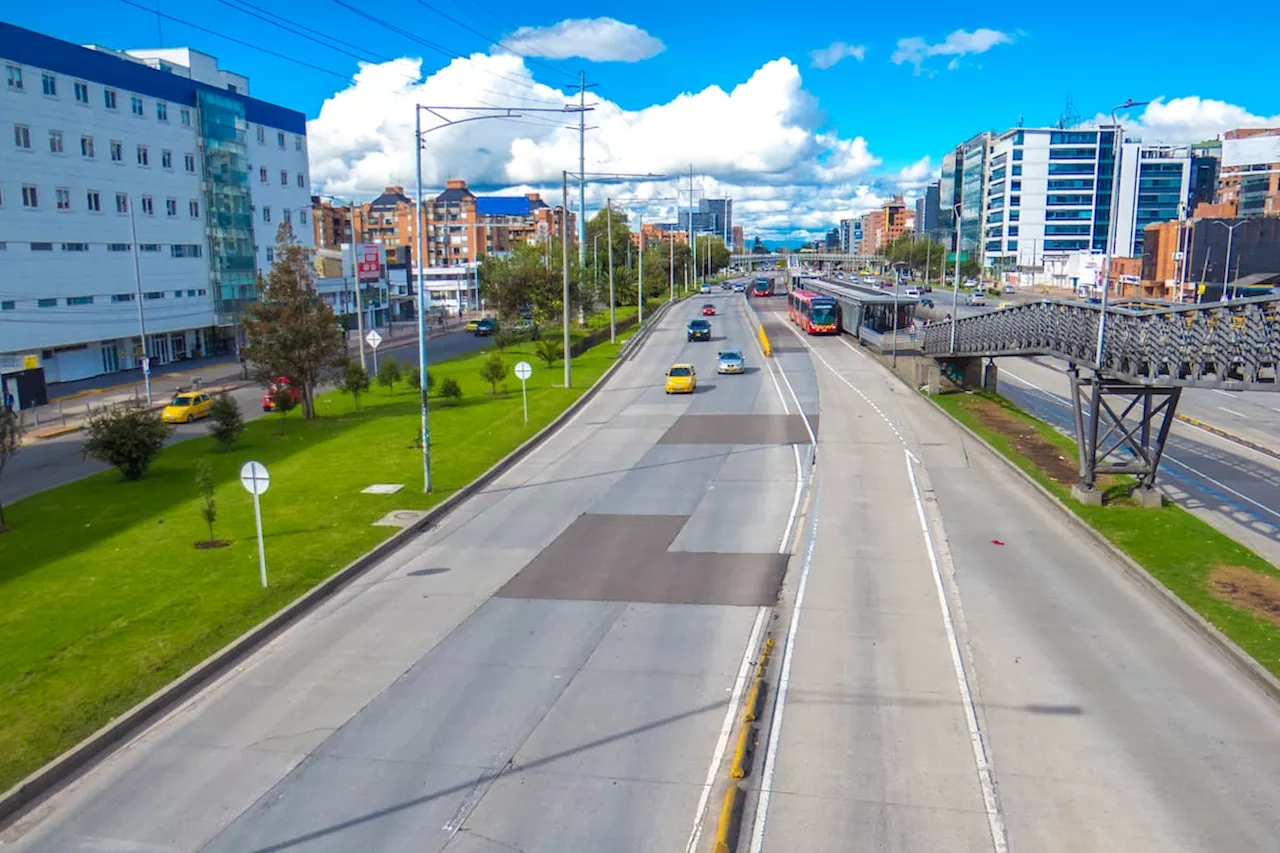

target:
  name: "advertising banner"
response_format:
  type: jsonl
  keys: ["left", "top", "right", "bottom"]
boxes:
{"left": 357, "top": 243, "right": 382, "bottom": 282}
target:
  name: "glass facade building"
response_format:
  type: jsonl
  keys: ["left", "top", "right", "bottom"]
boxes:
{"left": 197, "top": 90, "right": 257, "bottom": 323}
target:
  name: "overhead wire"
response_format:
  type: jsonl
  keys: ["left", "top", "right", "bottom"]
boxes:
{"left": 411, "top": 0, "right": 578, "bottom": 82}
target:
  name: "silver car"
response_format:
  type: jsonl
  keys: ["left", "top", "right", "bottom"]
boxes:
{"left": 717, "top": 348, "right": 746, "bottom": 374}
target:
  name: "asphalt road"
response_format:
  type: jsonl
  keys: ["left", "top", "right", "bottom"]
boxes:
{"left": 740, "top": 303, "right": 1280, "bottom": 852}
{"left": 996, "top": 357, "right": 1280, "bottom": 568}
{"left": 2, "top": 288, "right": 820, "bottom": 852}
{"left": 2, "top": 330, "right": 493, "bottom": 507}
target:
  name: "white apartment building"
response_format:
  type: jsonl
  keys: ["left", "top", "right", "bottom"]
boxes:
{"left": 0, "top": 22, "right": 312, "bottom": 388}
{"left": 982, "top": 126, "right": 1190, "bottom": 272}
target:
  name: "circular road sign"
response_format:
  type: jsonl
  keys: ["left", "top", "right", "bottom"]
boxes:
{"left": 514, "top": 361, "right": 533, "bottom": 381}
{"left": 239, "top": 460, "right": 271, "bottom": 496}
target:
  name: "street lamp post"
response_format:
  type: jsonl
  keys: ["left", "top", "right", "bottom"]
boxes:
{"left": 949, "top": 202, "right": 962, "bottom": 353}
{"left": 1096, "top": 98, "right": 1150, "bottom": 367}
{"left": 1216, "top": 220, "right": 1245, "bottom": 300}
{"left": 607, "top": 199, "right": 615, "bottom": 342}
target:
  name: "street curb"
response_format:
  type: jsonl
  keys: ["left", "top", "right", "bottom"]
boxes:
{"left": 924, "top": 394, "right": 1280, "bottom": 708}
{"left": 25, "top": 381, "right": 256, "bottom": 443}
{"left": 0, "top": 329, "right": 648, "bottom": 828}
{"left": 1176, "top": 414, "right": 1280, "bottom": 462}
{"left": 713, "top": 784, "right": 743, "bottom": 853}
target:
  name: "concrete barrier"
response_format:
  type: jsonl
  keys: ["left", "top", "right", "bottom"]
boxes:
{"left": 713, "top": 784, "right": 743, "bottom": 853}
{"left": 1177, "top": 414, "right": 1280, "bottom": 463}
{"left": 741, "top": 677, "right": 763, "bottom": 723}
{"left": 729, "top": 722, "right": 756, "bottom": 779}
{"left": 0, "top": 317, "right": 654, "bottom": 828}
{"left": 758, "top": 324, "right": 773, "bottom": 358}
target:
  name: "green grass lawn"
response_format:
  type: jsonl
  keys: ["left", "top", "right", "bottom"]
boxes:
{"left": 931, "top": 390, "right": 1280, "bottom": 680}
{"left": 0, "top": 337, "right": 621, "bottom": 791}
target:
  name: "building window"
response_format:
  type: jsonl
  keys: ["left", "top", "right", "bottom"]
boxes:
{"left": 49, "top": 130, "right": 63, "bottom": 153}
{"left": 300, "top": 208, "right": 308, "bottom": 225}
{"left": 256, "top": 125, "right": 265, "bottom": 144}
{"left": 259, "top": 166, "right": 268, "bottom": 183}
{"left": 130, "top": 96, "right": 144, "bottom": 116}
{"left": 31, "top": 242, "right": 54, "bottom": 251}
{"left": 180, "top": 108, "right": 191, "bottom": 126}
{"left": 156, "top": 101, "right": 167, "bottom": 121}
{"left": 262, "top": 206, "right": 271, "bottom": 222}
{"left": 189, "top": 199, "right": 200, "bottom": 218}
{"left": 110, "top": 140, "right": 123, "bottom": 162}
{"left": 283, "top": 207, "right": 291, "bottom": 223}
{"left": 139, "top": 244, "right": 160, "bottom": 253}
{"left": 22, "top": 185, "right": 38, "bottom": 208}
{"left": 108, "top": 243, "right": 130, "bottom": 252}
{"left": 144, "top": 291, "right": 164, "bottom": 299}
{"left": 81, "top": 135, "right": 95, "bottom": 158}
{"left": 294, "top": 135, "right": 302, "bottom": 151}
{"left": 114, "top": 193, "right": 128, "bottom": 213}
{"left": 56, "top": 187, "right": 71, "bottom": 210}
{"left": 104, "top": 88, "right": 117, "bottom": 109}
{"left": 6, "top": 65, "right": 23, "bottom": 90}
{"left": 0, "top": 301, "right": 13, "bottom": 311}
{"left": 277, "top": 131, "right": 285, "bottom": 149}
{"left": 141, "top": 195, "right": 154, "bottom": 215}
{"left": 41, "top": 73, "right": 57, "bottom": 96}
{"left": 171, "top": 244, "right": 202, "bottom": 258}
{"left": 86, "top": 190, "right": 101, "bottom": 211}
{"left": 14, "top": 124, "right": 31, "bottom": 149}
{"left": 111, "top": 293, "right": 134, "bottom": 301}
{"left": 38, "top": 298, "right": 57, "bottom": 308}
{"left": 266, "top": 247, "right": 274, "bottom": 263}
{"left": 74, "top": 81, "right": 89, "bottom": 103}
{"left": 280, "top": 169, "right": 288, "bottom": 186}
{"left": 161, "top": 150, "right": 172, "bottom": 169}
{"left": 296, "top": 173, "right": 304, "bottom": 188}
{"left": 166, "top": 198, "right": 177, "bottom": 217}
{"left": 61, "top": 244, "right": 88, "bottom": 253}
{"left": 137, "top": 145, "right": 149, "bottom": 166}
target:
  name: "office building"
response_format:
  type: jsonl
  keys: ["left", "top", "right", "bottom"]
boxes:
{"left": 980, "top": 126, "right": 1190, "bottom": 272}
{"left": 825, "top": 227, "right": 840, "bottom": 251}
{"left": 860, "top": 195, "right": 910, "bottom": 253}
{"left": 1189, "top": 141, "right": 1220, "bottom": 212}
{"left": 1218, "top": 128, "right": 1280, "bottom": 219}
{"left": 916, "top": 180, "right": 941, "bottom": 241}
{"left": 731, "top": 225, "right": 744, "bottom": 253}
{"left": 1, "top": 22, "right": 311, "bottom": 385}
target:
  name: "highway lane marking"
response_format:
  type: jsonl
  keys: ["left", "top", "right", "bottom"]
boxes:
{"left": 1219, "top": 406, "right": 1249, "bottom": 419}
{"left": 904, "top": 449, "right": 1009, "bottom": 853}
{"left": 684, "top": 606, "right": 769, "bottom": 853}
{"left": 746, "top": 485, "right": 821, "bottom": 853}
{"left": 1001, "top": 368, "right": 1280, "bottom": 523}
{"left": 1213, "top": 389, "right": 1237, "bottom": 399}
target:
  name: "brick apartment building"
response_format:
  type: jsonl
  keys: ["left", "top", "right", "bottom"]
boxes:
{"left": 1217, "top": 128, "right": 1280, "bottom": 219}
{"left": 860, "top": 195, "right": 910, "bottom": 254}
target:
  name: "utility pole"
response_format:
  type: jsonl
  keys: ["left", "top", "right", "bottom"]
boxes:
{"left": 562, "top": 170, "right": 571, "bottom": 388}
{"left": 607, "top": 199, "right": 616, "bottom": 342}
{"left": 950, "top": 202, "right": 962, "bottom": 353}
{"left": 669, "top": 232, "right": 674, "bottom": 302}
{"left": 127, "top": 195, "right": 152, "bottom": 405}
{"left": 689, "top": 165, "right": 697, "bottom": 289}
{"left": 638, "top": 211, "right": 644, "bottom": 324}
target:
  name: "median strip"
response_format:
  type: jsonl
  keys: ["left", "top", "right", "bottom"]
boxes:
{"left": 1176, "top": 413, "right": 1280, "bottom": 462}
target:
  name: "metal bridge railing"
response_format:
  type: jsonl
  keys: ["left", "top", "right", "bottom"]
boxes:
{"left": 922, "top": 295, "right": 1280, "bottom": 389}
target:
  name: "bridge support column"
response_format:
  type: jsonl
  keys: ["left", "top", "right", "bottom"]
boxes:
{"left": 1067, "top": 366, "right": 1180, "bottom": 507}
{"left": 982, "top": 359, "right": 999, "bottom": 393}
{"left": 926, "top": 357, "right": 983, "bottom": 394}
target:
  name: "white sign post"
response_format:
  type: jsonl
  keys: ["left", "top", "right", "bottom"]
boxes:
{"left": 365, "top": 329, "right": 383, "bottom": 376}
{"left": 514, "top": 360, "right": 533, "bottom": 424}
{"left": 239, "top": 461, "right": 271, "bottom": 588}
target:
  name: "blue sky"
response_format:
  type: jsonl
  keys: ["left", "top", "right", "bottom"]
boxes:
{"left": 9, "top": 1, "right": 1280, "bottom": 238}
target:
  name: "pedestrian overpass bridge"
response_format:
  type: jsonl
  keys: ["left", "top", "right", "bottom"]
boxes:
{"left": 730, "top": 252, "right": 882, "bottom": 268}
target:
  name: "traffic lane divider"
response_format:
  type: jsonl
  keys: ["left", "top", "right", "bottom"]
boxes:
{"left": 1176, "top": 414, "right": 1280, "bottom": 463}
{"left": 730, "top": 722, "right": 756, "bottom": 779}
{"left": 714, "top": 784, "right": 744, "bottom": 853}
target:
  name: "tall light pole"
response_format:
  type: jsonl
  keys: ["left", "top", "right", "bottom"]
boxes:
{"left": 562, "top": 170, "right": 572, "bottom": 389}
{"left": 638, "top": 212, "right": 644, "bottom": 324}
{"left": 607, "top": 199, "right": 616, "bottom": 342}
{"left": 126, "top": 194, "right": 152, "bottom": 404}
{"left": 1096, "top": 98, "right": 1150, "bottom": 367}
{"left": 1216, "top": 219, "right": 1245, "bottom": 300}
{"left": 949, "top": 202, "right": 962, "bottom": 353}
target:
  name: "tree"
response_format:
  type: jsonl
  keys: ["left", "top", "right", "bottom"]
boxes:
{"left": 439, "top": 377, "right": 463, "bottom": 404}
{"left": 242, "top": 221, "right": 346, "bottom": 419}
{"left": 479, "top": 353, "right": 508, "bottom": 395}
{"left": 535, "top": 338, "right": 562, "bottom": 368}
{"left": 270, "top": 387, "right": 298, "bottom": 434}
{"left": 207, "top": 394, "right": 245, "bottom": 449}
{"left": 376, "top": 358, "right": 401, "bottom": 394}
{"left": 195, "top": 458, "right": 220, "bottom": 548}
{"left": 492, "top": 329, "right": 516, "bottom": 352}
{"left": 0, "top": 407, "right": 22, "bottom": 531}
{"left": 83, "top": 405, "right": 173, "bottom": 481}
{"left": 339, "top": 360, "right": 371, "bottom": 410}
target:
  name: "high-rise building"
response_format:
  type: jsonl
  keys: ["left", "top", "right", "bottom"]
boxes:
{"left": 917, "top": 180, "right": 941, "bottom": 241}
{"left": 960, "top": 132, "right": 993, "bottom": 254}
{"left": 1218, "top": 129, "right": 1280, "bottom": 218}
{"left": 1189, "top": 141, "right": 1220, "bottom": 213}
{"left": 825, "top": 228, "right": 840, "bottom": 251}
{"left": 1, "top": 22, "right": 311, "bottom": 385}
{"left": 731, "top": 225, "right": 744, "bottom": 252}
{"left": 861, "top": 195, "right": 910, "bottom": 254}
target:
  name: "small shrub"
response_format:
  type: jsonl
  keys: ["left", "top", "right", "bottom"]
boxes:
{"left": 83, "top": 405, "right": 173, "bottom": 481}
{"left": 195, "top": 459, "right": 222, "bottom": 548}
{"left": 405, "top": 365, "right": 421, "bottom": 391}
{"left": 535, "top": 338, "right": 563, "bottom": 368}
{"left": 479, "top": 353, "right": 508, "bottom": 395}
{"left": 492, "top": 329, "right": 516, "bottom": 352}
{"left": 0, "top": 407, "right": 23, "bottom": 531}
{"left": 439, "top": 376, "right": 463, "bottom": 404}
{"left": 376, "top": 358, "right": 402, "bottom": 393}
{"left": 207, "top": 394, "right": 245, "bottom": 449}
{"left": 339, "top": 360, "right": 371, "bottom": 410}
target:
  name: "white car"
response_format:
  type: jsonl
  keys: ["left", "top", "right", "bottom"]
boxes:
{"left": 904, "top": 287, "right": 921, "bottom": 298}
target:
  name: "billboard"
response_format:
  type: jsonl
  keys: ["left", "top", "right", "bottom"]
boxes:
{"left": 356, "top": 243, "right": 382, "bottom": 282}
{"left": 1222, "top": 135, "right": 1280, "bottom": 168}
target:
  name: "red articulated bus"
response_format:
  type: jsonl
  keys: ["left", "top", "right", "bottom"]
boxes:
{"left": 751, "top": 277, "right": 774, "bottom": 297}
{"left": 787, "top": 289, "right": 840, "bottom": 335}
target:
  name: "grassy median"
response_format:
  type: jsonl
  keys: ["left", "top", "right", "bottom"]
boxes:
{"left": 0, "top": 335, "right": 623, "bottom": 792}
{"left": 931, "top": 390, "right": 1280, "bottom": 680}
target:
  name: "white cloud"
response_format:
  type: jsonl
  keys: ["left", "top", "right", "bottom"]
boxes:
{"left": 307, "top": 53, "right": 886, "bottom": 240}
{"left": 502, "top": 18, "right": 664, "bottom": 62}
{"left": 891, "top": 155, "right": 937, "bottom": 192}
{"left": 891, "top": 28, "right": 1013, "bottom": 74}
{"left": 809, "top": 41, "right": 867, "bottom": 70}
{"left": 1088, "top": 96, "right": 1280, "bottom": 144}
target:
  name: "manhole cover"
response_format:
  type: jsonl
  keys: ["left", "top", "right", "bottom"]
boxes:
{"left": 373, "top": 509, "right": 427, "bottom": 528}
{"left": 363, "top": 484, "right": 405, "bottom": 495}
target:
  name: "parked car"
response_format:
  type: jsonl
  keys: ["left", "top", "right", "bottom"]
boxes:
{"left": 262, "top": 377, "right": 302, "bottom": 412}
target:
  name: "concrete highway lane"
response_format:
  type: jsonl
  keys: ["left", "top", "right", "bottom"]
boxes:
{"left": 994, "top": 357, "right": 1280, "bottom": 568}
{"left": 740, "top": 306, "right": 1280, "bottom": 852}
{"left": 2, "top": 290, "right": 820, "bottom": 853}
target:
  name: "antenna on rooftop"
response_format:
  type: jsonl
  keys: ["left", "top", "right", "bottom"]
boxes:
{"left": 1058, "top": 94, "right": 1081, "bottom": 130}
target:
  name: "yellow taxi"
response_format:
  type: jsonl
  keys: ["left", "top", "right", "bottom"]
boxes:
{"left": 664, "top": 363, "right": 697, "bottom": 394}
{"left": 464, "top": 318, "right": 480, "bottom": 332}
{"left": 162, "top": 392, "right": 214, "bottom": 424}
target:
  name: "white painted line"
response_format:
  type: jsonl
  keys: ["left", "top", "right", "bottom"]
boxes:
{"left": 684, "top": 606, "right": 769, "bottom": 853}
{"left": 1218, "top": 406, "right": 1249, "bottom": 420}
{"left": 747, "top": 487, "right": 821, "bottom": 853}
{"left": 772, "top": 355, "right": 818, "bottom": 446}
{"left": 1213, "top": 389, "right": 1237, "bottom": 399}
{"left": 779, "top": 443, "right": 806, "bottom": 553}
{"left": 904, "top": 449, "right": 1008, "bottom": 853}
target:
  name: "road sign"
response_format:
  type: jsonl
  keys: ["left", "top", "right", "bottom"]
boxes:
{"left": 514, "top": 360, "right": 532, "bottom": 423}
{"left": 365, "top": 329, "right": 383, "bottom": 350}
{"left": 239, "top": 461, "right": 271, "bottom": 588}
{"left": 141, "top": 357, "right": 151, "bottom": 375}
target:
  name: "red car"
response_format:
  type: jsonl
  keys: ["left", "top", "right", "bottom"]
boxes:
{"left": 702, "top": 303, "right": 716, "bottom": 316}
{"left": 262, "top": 376, "right": 303, "bottom": 412}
